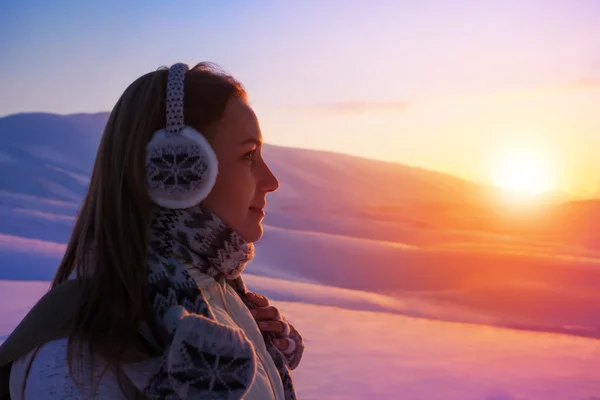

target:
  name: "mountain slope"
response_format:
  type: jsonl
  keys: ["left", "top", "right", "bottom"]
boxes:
{"left": 3, "top": 111, "right": 598, "bottom": 248}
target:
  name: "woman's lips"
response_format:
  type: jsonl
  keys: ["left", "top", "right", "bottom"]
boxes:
{"left": 249, "top": 206, "right": 265, "bottom": 217}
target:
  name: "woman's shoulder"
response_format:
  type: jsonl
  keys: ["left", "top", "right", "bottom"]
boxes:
{"left": 10, "top": 338, "right": 136, "bottom": 400}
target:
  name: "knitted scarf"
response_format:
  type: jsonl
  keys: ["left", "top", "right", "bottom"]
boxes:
{"left": 143, "top": 203, "right": 302, "bottom": 399}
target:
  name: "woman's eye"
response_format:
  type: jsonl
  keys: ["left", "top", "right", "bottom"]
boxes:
{"left": 244, "top": 150, "right": 257, "bottom": 165}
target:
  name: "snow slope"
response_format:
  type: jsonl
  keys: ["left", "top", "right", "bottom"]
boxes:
{"left": 1, "top": 112, "right": 600, "bottom": 399}
{"left": 2, "top": 279, "right": 599, "bottom": 400}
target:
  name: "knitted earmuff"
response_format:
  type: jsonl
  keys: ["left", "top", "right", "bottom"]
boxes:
{"left": 146, "top": 63, "right": 218, "bottom": 209}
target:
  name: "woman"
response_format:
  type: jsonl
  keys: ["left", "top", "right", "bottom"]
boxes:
{"left": 3, "top": 62, "right": 304, "bottom": 399}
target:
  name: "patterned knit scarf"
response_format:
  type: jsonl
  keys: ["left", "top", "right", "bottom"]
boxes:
{"left": 143, "top": 203, "right": 302, "bottom": 399}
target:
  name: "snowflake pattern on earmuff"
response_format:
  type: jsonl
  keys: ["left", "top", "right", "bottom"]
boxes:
{"left": 147, "top": 137, "right": 209, "bottom": 191}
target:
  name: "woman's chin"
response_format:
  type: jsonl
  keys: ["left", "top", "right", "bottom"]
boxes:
{"left": 240, "top": 223, "right": 264, "bottom": 243}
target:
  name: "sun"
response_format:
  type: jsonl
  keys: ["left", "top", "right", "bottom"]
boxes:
{"left": 491, "top": 148, "right": 555, "bottom": 195}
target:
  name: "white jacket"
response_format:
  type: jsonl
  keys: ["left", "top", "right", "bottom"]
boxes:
{"left": 9, "top": 267, "right": 285, "bottom": 399}
{"left": 184, "top": 265, "right": 285, "bottom": 400}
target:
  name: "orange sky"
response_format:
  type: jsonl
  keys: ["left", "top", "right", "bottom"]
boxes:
{"left": 258, "top": 80, "right": 600, "bottom": 198}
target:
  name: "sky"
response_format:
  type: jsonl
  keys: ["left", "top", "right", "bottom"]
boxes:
{"left": 1, "top": 0, "right": 600, "bottom": 197}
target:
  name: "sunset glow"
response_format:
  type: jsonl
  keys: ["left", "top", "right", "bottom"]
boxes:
{"left": 491, "top": 148, "right": 556, "bottom": 195}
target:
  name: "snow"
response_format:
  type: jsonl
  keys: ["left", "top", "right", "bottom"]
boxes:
{"left": 0, "top": 281, "right": 50, "bottom": 343}
{"left": 1, "top": 112, "right": 599, "bottom": 399}
{"left": 2, "top": 280, "right": 599, "bottom": 399}
{"left": 280, "top": 301, "right": 600, "bottom": 400}
{"left": 0, "top": 151, "right": 14, "bottom": 164}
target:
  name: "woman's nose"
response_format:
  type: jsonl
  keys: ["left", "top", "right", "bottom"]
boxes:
{"left": 260, "top": 163, "right": 280, "bottom": 193}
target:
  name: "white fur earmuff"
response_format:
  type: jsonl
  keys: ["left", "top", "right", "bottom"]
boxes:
{"left": 146, "top": 63, "right": 218, "bottom": 209}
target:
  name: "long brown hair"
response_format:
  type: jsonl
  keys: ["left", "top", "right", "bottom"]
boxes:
{"left": 51, "top": 63, "right": 246, "bottom": 382}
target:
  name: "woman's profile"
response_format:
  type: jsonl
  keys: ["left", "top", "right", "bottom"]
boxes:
{"left": 0, "top": 62, "right": 304, "bottom": 399}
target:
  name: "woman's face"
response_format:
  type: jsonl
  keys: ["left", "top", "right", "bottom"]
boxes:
{"left": 202, "top": 97, "right": 279, "bottom": 242}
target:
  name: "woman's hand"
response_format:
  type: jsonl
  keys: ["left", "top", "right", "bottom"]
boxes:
{"left": 246, "top": 292, "right": 293, "bottom": 352}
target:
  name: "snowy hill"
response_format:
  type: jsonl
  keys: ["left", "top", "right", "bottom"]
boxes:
{"left": 1, "top": 112, "right": 599, "bottom": 399}
{"left": 2, "top": 279, "right": 599, "bottom": 400}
